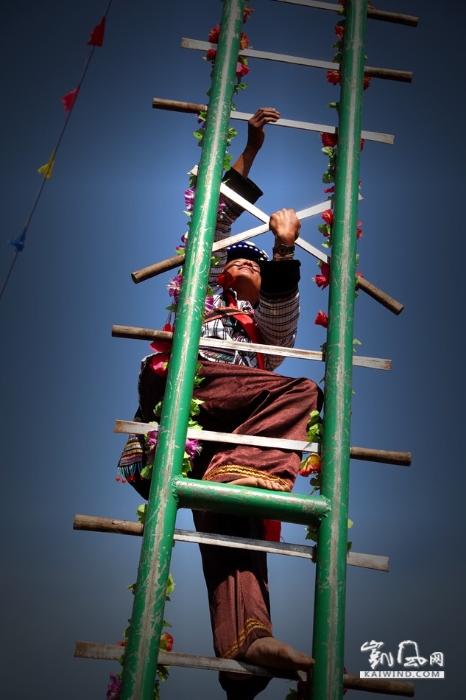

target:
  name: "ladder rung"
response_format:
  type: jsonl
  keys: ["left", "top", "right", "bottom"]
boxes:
{"left": 111, "top": 325, "right": 391, "bottom": 371}
{"left": 216, "top": 177, "right": 405, "bottom": 316}
{"left": 74, "top": 642, "right": 415, "bottom": 695}
{"left": 73, "top": 516, "right": 390, "bottom": 572}
{"left": 115, "top": 420, "right": 412, "bottom": 466}
{"left": 181, "top": 37, "right": 413, "bottom": 83}
{"left": 271, "top": 0, "right": 419, "bottom": 27}
{"left": 75, "top": 641, "right": 302, "bottom": 678}
{"left": 152, "top": 99, "right": 394, "bottom": 145}
{"left": 130, "top": 172, "right": 404, "bottom": 315}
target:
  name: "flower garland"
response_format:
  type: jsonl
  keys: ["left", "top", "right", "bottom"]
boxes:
{"left": 289, "top": 4, "right": 374, "bottom": 694}
{"left": 303, "top": 0, "right": 373, "bottom": 533}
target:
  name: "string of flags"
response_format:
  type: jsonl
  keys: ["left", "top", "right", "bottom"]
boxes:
{"left": 1, "top": 1, "right": 114, "bottom": 301}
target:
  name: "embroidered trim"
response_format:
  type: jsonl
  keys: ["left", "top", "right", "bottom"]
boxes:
{"left": 222, "top": 618, "right": 272, "bottom": 659}
{"left": 117, "top": 434, "right": 145, "bottom": 479}
{"left": 203, "top": 464, "right": 290, "bottom": 489}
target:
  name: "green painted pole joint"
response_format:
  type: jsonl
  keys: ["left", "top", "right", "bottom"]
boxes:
{"left": 174, "top": 477, "right": 331, "bottom": 525}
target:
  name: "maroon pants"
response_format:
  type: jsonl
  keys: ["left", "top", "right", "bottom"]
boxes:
{"left": 135, "top": 360, "right": 322, "bottom": 680}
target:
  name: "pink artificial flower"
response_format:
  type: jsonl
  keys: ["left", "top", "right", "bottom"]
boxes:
{"left": 149, "top": 323, "right": 173, "bottom": 376}
{"left": 208, "top": 24, "right": 221, "bottom": 43}
{"left": 176, "top": 233, "right": 187, "bottom": 253}
{"left": 146, "top": 428, "right": 159, "bottom": 462}
{"left": 321, "top": 132, "right": 338, "bottom": 148}
{"left": 206, "top": 48, "right": 217, "bottom": 62}
{"left": 149, "top": 357, "right": 169, "bottom": 376}
{"left": 314, "top": 262, "right": 331, "bottom": 290}
{"left": 324, "top": 185, "right": 335, "bottom": 194}
{"left": 185, "top": 438, "right": 199, "bottom": 461}
{"left": 106, "top": 674, "right": 122, "bottom": 700}
{"left": 184, "top": 187, "right": 195, "bottom": 211}
{"left": 205, "top": 296, "right": 214, "bottom": 313}
{"left": 360, "top": 138, "right": 365, "bottom": 150}
{"left": 314, "top": 311, "right": 328, "bottom": 328}
{"left": 236, "top": 61, "right": 250, "bottom": 77}
{"left": 356, "top": 221, "right": 362, "bottom": 239}
{"left": 322, "top": 209, "right": 334, "bottom": 226}
{"left": 167, "top": 273, "right": 183, "bottom": 300}
{"left": 363, "top": 76, "right": 372, "bottom": 90}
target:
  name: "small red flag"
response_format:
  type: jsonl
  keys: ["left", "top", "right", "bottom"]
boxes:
{"left": 61, "top": 86, "right": 80, "bottom": 112}
{"left": 87, "top": 16, "right": 106, "bottom": 47}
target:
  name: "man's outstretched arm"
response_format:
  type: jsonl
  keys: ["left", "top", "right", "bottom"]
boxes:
{"left": 231, "top": 107, "right": 280, "bottom": 179}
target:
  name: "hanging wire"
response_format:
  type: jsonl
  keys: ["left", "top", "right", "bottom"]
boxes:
{"left": 0, "top": 0, "right": 115, "bottom": 303}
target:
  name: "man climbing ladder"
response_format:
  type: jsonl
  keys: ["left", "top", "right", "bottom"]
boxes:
{"left": 119, "top": 108, "right": 323, "bottom": 698}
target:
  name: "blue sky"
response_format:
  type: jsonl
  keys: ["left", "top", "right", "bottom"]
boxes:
{"left": 1, "top": 1, "right": 464, "bottom": 699}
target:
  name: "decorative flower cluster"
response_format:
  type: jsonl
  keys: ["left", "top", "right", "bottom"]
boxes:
{"left": 196, "top": 1, "right": 254, "bottom": 170}
{"left": 312, "top": 2, "right": 372, "bottom": 345}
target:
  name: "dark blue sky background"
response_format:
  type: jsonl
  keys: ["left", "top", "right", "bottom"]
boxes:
{"left": 1, "top": 1, "right": 464, "bottom": 699}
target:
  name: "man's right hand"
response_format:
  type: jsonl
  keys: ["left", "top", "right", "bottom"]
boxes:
{"left": 269, "top": 208, "right": 301, "bottom": 246}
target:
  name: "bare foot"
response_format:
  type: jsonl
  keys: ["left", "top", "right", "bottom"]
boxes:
{"left": 229, "top": 476, "right": 291, "bottom": 492}
{"left": 243, "top": 637, "right": 314, "bottom": 671}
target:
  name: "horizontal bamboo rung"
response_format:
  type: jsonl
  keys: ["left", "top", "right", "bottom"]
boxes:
{"left": 271, "top": 0, "right": 419, "bottom": 27}
{"left": 152, "top": 98, "right": 394, "bottom": 145}
{"left": 114, "top": 419, "right": 412, "bottom": 466}
{"left": 73, "top": 516, "right": 390, "bottom": 572}
{"left": 111, "top": 324, "right": 391, "bottom": 371}
{"left": 74, "top": 643, "right": 414, "bottom": 695}
{"left": 181, "top": 38, "right": 413, "bottom": 83}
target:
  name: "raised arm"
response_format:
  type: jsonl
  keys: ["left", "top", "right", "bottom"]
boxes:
{"left": 210, "top": 108, "right": 280, "bottom": 287}
{"left": 231, "top": 107, "right": 280, "bottom": 179}
{"left": 255, "top": 209, "right": 302, "bottom": 370}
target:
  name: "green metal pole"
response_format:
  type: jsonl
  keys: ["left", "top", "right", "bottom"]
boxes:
{"left": 175, "top": 478, "right": 330, "bottom": 524}
{"left": 120, "top": 2, "right": 246, "bottom": 698}
{"left": 311, "top": 2, "right": 367, "bottom": 699}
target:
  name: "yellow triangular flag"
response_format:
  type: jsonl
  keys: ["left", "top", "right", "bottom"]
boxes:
{"left": 37, "top": 151, "right": 55, "bottom": 179}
